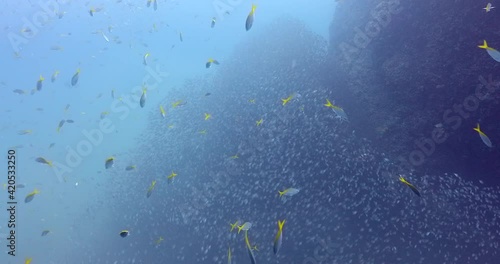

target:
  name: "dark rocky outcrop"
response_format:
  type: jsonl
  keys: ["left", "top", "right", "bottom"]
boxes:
{"left": 326, "top": 0, "right": 500, "bottom": 182}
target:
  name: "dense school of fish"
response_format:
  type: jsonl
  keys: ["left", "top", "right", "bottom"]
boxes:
{"left": 6, "top": 1, "right": 500, "bottom": 263}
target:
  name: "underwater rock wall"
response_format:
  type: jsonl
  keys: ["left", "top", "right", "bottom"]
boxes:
{"left": 326, "top": 0, "right": 500, "bottom": 180}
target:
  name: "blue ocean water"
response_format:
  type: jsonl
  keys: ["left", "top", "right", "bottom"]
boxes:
{"left": 1, "top": 0, "right": 500, "bottom": 263}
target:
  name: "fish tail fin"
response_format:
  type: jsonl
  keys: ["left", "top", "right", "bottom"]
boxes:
{"left": 473, "top": 123, "right": 481, "bottom": 133}
{"left": 278, "top": 219, "right": 285, "bottom": 229}
{"left": 478, "top": 40, "right": 489, "bottom": 49}
{"left": 278, "top": 190, "right": 285, "bottom": 197}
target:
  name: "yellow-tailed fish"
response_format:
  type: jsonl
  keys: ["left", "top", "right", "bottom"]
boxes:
{"left": 105, "top": 157, "right": 115, "bottom": 169}
{"left": 125, "top": 165, "right": 136, "bottom": 171}
{"left": 120, "top": 230, "right": 129, "bottom": 237}
{"left": 230, "top": 220, "right": 240, "bottom": 232}
{"left": 71, "top": 68, "right": 80, "bottom": 86}
{"left": 211, "top": 17, "right": 216, "bottom": 28}
{"left": 143, "top": 53, "right": 150, "bottom": 65}
{"left": 41, "top": 230, "right": 50, "bottom": 236}
{"left": 478, "top": 40, "right": 500, "bottom": 62}
{"left": 256, "top": 119, "right": 263, "bottom": 126}
{"left": 278, "top": 188, "right": 300, "bottom": 197}
{"left": 473, "top": 123, "right": 493, "bottom": 148}
{"left": 167, "top": 171, "right": 178, "bottom": 184}
{"left": 160, "top": 105, "right": 166, "bottom": 118}
{"left": 245, "top": 230, "right": 257, "bottom": 264}
{"left": 245, "top": 4, "right": 257, "bottom": 31}
{"left": 56, "top": 119, "right": 65, "bottom": 133}
{"left": 249, "top": 99, "right": 256, "bottom": 103}
{"left": 230, "top": 154, "right": 239, "bottom": 159}
{"left": 155, "top": 236, "right": 164, "bottom": 245}
{"left": 484, "top": 3, "right": 495, "bottom": 12}
{"left": 36, "top": 75, "right": 44, "bottom": 91}
{"left": 17, "top": 130, "right": 32, "bottom": 135}
{"left": 147, "top": 0, "right": 152, "bottom": 7}
{"left": 89, "top": 8, "right": 95, "bottom": 16}
{"left": 146, "top": 180, "right": 156, "bottom": 198}
{"left": 25, "top": 189, "right": 40, "bottom": 203}
{"left": 25, "top": 258, "right": 33, "bottom": 264}
{"left": 35, "top": 157, "right": 53, "bottom": 167}
{"left": 204, "top": 113, "right": 211, "bottom": 120}
{"left": 227, "top": 246, "right": 232, "bottom": 264}
{"left": 51, "top": 70, "right": 59, "bottom": 82}
{"left": 399, "top": 176, "right": 421, "bottom": 197}
{"left": 281, "top": 94, "right": 293, "bottom": 106}
{"left": 172, "top": 100, "right": 186, "bottom": 108}
{"left": 237, "top": 222, "right": 252, "bottom": 234}
{"left": 140, "top": 87, "right": 147, "bottom": 108}
{"left": 325, "top": 99, "right": 349, "bottom": 121}
{"left": 206, "top": 58, "right": 220, "bottom": 68}
{"left": 199, "top": 129, "right": 207, "bottom": 134}
{"left": 273, "top": 220, "right": 285, "bottom": 254}
{"left": 100, "top": 111, "right": 109, "bottom": 119}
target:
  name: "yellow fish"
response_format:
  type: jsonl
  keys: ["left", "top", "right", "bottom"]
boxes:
{"left": 105, "top": 157, "right": 115, "bottom": 169}
{"left": 473, "top": 123, "right": 493, "bottom": 148}
{"left": 245, "top": 230, "right": 257, "bottom": 264}
{"left": 281, "top": 94, "right": 293, "bottom": 106}
{"left": 245, "top": 4, "right": 257, "bottom": 31}
{"left": 36, "top": 75, "right": 44, "bottom": 91}
{"left": 273, "top": 220, "right": 285, "bottom": 254}
{"left": 25, "top": 189, "right": 40, "bottom": 203}
{"left": 167, "top": 171, "right": 178, "bottom": 184}
{"left": 51, "top": 70, "right": 60, "bottom": 82}
{"left": 146, "top": 181, "right": 156, "bottom": 198}
{"left": 229, "top": 220, "right": 240, "bottom": 232}
{"left": 35, "top": 157, "right": 53, "bottom": 167}
{"left": 160, "top": 105, "right": 166, "bottom": 118}
{"left": 399, "top": 176, "right": 421, "bottom": 197}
